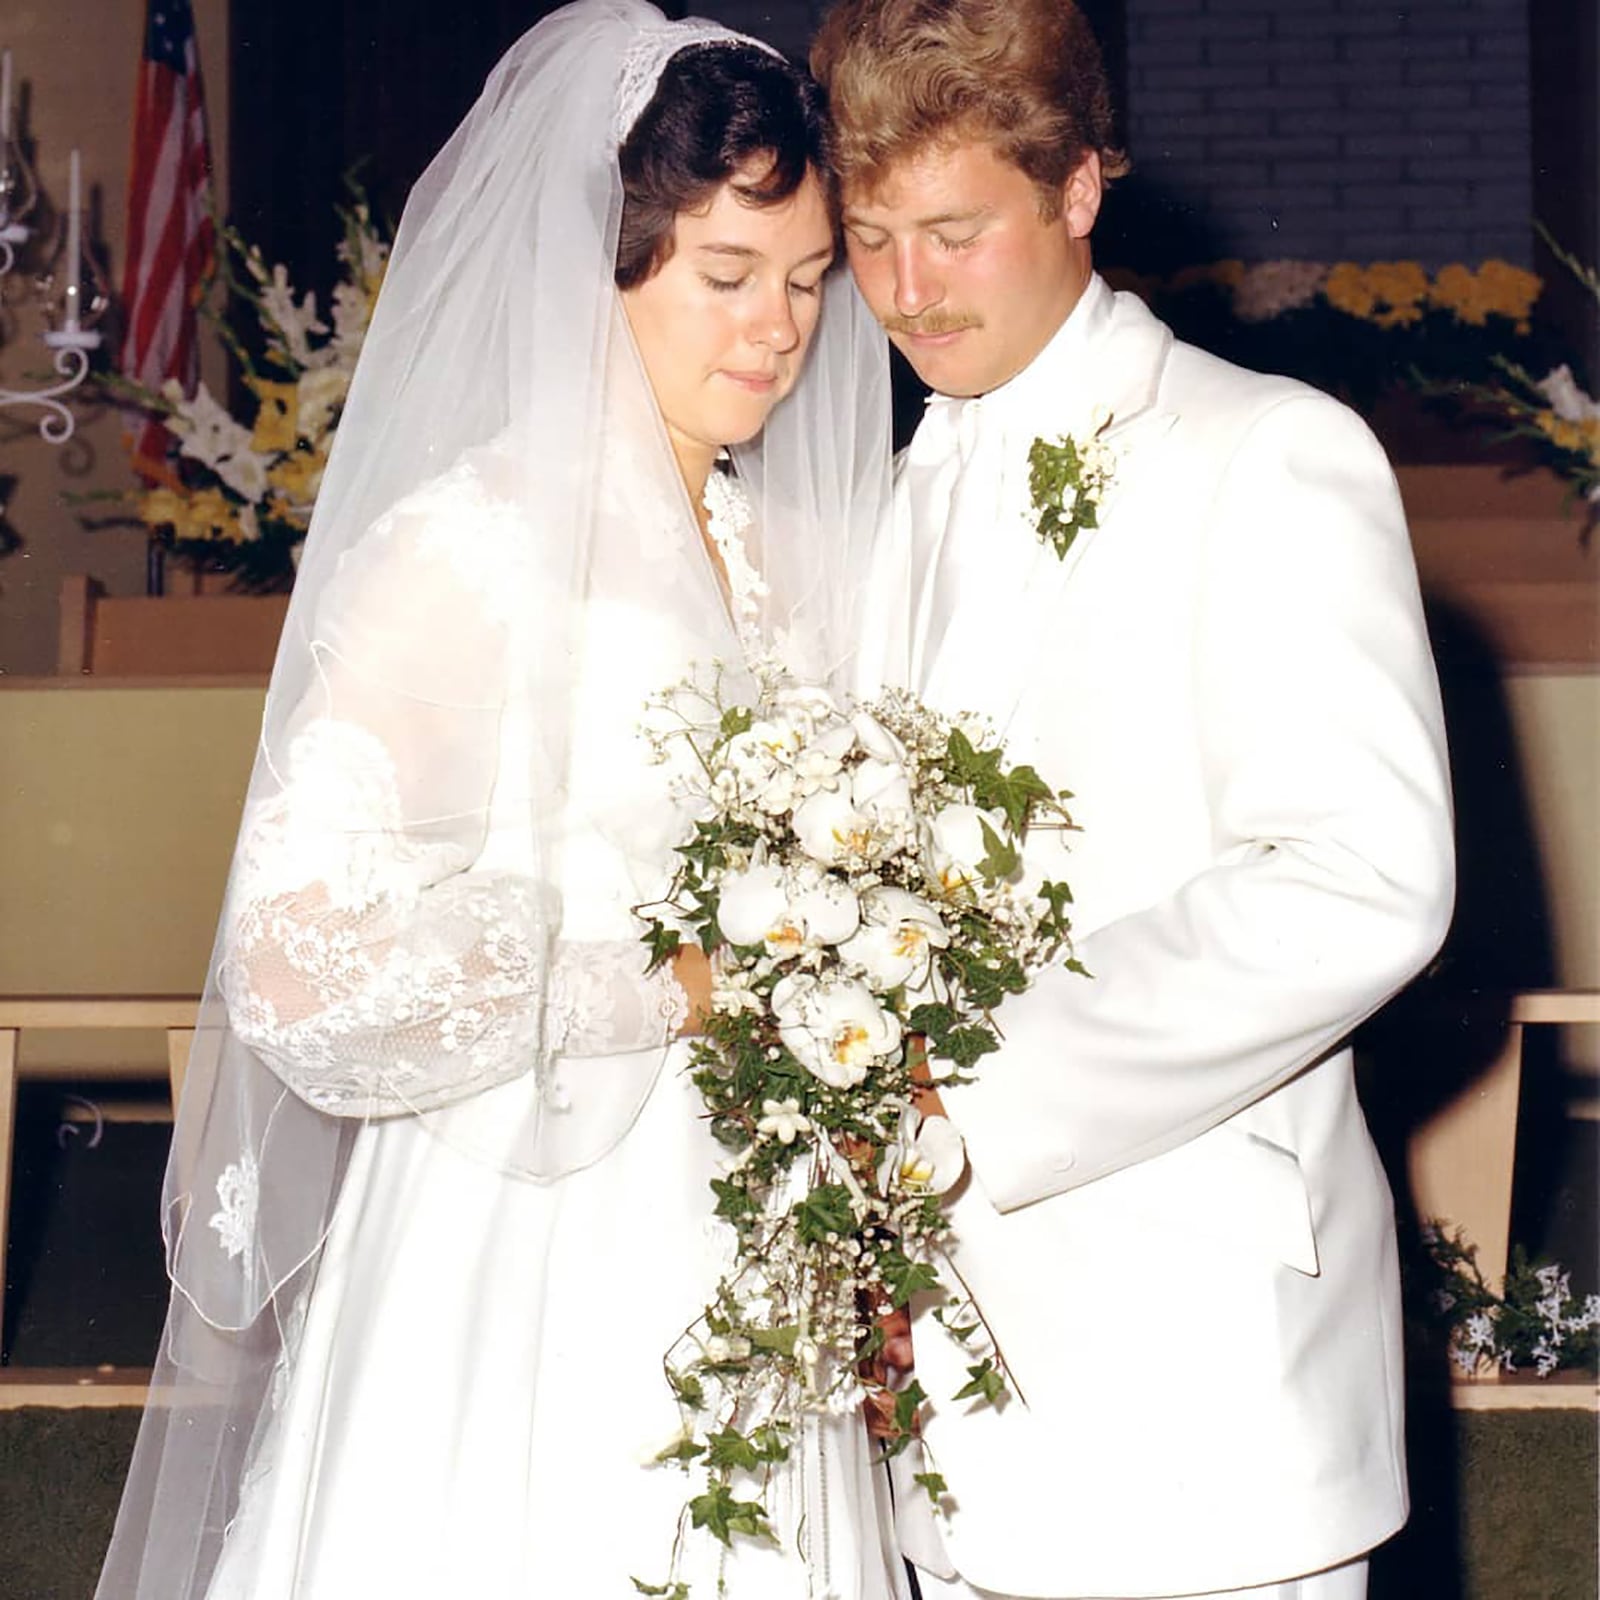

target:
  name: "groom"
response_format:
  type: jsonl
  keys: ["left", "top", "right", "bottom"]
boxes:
{"left": 812, "top": 3, "right": 1455, "bottom": 1598}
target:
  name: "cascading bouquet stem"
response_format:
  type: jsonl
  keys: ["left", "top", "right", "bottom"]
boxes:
{"left": 634, "top": 662, "right": 1085, "bottom": 1594}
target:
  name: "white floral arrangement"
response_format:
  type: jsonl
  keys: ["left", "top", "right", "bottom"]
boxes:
{"left": 1422, "top": 1223, "right": 1600, "bottom": 1380}
{"left": 112, "top": 190, "right": 389, "bottom": 587}
{"left": 634, "top": 663, "right": 1082, "bottom": 1591}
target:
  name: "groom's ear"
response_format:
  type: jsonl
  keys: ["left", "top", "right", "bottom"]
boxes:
{"left": 1058, "top": 152, "right": 1103, "bottom": 240}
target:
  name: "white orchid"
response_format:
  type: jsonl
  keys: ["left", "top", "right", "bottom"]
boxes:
{"left": 878, "top": 1107, "right": 966, "bottom": 1196}
{"left": 793, "top": 786, "right": 880, "bottom": 868}
{"left": 716, "top": 857, "right": 860, "bottom": 958}
{"left": 755, "top": 1097, "right": 811, "bottom": 1144}
{"left": 928, "top": 803, "right": 1010, "bottom": 894}
{"left": 771, "top": 971, "right": 902, "bottom": 1088}
{"left": 839, "top": 886, "right": 950, "bottom": 996}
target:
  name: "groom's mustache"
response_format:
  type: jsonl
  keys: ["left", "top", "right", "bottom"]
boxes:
{"left": 879, "top": 312, "right": 983, "bottom": 337}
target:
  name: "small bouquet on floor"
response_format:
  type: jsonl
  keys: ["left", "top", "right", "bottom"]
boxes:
{"left": 634, "top": 661, "right": 1083, "bottom": 1588}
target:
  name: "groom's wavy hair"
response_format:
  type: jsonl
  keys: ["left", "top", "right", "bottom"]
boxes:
{"left": 809, "top": 0, "right": 1129, "bottom": 219}
{"left": 615, "top": 43, "right": 836, "bottom": 290}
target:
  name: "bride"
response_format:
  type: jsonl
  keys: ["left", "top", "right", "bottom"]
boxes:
{"left": 95, "top": 4, "right": 900, "bottom": 1596}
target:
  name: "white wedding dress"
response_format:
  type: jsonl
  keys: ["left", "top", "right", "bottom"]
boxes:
{"left": 203, "top": 460, "right": 908, "bottom": 1600}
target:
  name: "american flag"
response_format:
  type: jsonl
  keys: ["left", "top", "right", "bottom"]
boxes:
{"left": 120, "top": 0, "right": 214, "bottom": 481}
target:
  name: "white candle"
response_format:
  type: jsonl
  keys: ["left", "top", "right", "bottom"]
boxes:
{"left": 65, "top": 147, "right": 81, "bottom": 330}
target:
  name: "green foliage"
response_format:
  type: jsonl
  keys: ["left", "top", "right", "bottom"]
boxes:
{"left": 953, "top": 1358, "right": 1007, "bottom": 1405}
{"left": 688, "top": 1484, "right": 772, "bottom": 1546}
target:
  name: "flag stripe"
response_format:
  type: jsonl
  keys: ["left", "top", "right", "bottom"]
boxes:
{"left": 121, "top": 2, "right": 213, "bottom": 474}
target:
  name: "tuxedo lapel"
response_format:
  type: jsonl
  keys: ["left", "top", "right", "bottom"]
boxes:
{"left": 919, "top": 286, "right": 1177, "bottom": 720}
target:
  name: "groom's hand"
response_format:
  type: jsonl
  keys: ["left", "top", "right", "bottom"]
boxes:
{"left": 670, "top": 944, "right": 714, "bottom": 1034}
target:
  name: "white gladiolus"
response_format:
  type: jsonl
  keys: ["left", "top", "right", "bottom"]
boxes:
{"left": 839, "top": 886, "right": 950, "bottom": 994}
{"left": 772, "top": 972, "right": 901, "bottom": 1088}
{"left": 165, "top": 381, "right": 273, "bottom": 504}
{"left": 1536, "top": 363, "right": 1600, "bottom": 424}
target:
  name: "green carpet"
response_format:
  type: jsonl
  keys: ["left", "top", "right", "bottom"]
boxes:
{"left": 0, "top": 1403, "right": 1592, "bottom": 1600}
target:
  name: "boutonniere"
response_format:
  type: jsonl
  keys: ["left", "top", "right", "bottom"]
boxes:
{"left": 1027, "top": 410, "right": 1115, "bottom": 560}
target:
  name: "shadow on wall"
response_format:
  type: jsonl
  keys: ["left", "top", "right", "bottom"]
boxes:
{"left": 1358, "top": 594, "right": 1563, "bottom": 1600}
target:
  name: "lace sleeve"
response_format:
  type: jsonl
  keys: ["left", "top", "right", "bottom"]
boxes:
{"left": 216, "top": 469, "right": 686, "bottom": 1120}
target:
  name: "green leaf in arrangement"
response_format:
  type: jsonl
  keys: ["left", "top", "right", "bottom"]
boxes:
{"left": 793, "top": 1183, "right": 857, "bottom": 1244}
{"left": 913, "top": 1471, "right": 949, "bottom": 1501}
{"left": 689, "top": 1483, "right": 772, "bottom": 1546}
{"left": 710, "top": 1177, "right": 758, "bottom": 1224}
{"left": 746, "top": 1422, "right": 792, "bottom": 1464}
{"left": 720, "top": 705, "right": 754, "bottom": 739}
{"left": 748, "top": 1325, "right": 800, "bottom": 1357}
{"left": 975, "top": 816, "right": 1020, "bottom": 883}
{"left": 640, "top": 919, "right": 683, "bottom": 974}
{"left": 632, "top": 1579, "right": 690, "bottom": 1599}
{"left": 667, "top": 1369, "right": 706, "bottom": 1411}
{"left": 907, "top": 1002, "right": 957, "bottom": 1041}
{"left": 880, "top": 1250, "right": 942, "bottom": 1309}
{"left": 892, "top": 1378, "right": 928, "bottom": 1440}
{"left": 654, "top": 1434, "right": 707, "bottom": 1464}
{"left": 705, "top": 1426, "right": 762, "bottom": 1473}
{"left": 953, "top": 1358, "right": 1007, "bottom": 1405}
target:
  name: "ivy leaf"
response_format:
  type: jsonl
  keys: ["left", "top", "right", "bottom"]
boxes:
{"left": 747, "top": 1422, "right": 791, "bottom": 1464}
{"left": 632, "top": 1580, "right": 690, "bottom": 1599}
{"left": 667, "top": 1369, "right": 705, "bottom": 1411}
{"left": 879, "top": 1249, "right": 942, "bottom": 1309}
{"left": 907, "top": 1002, "right": 956, "bottom": 1042}
{"left": 952, "top": 1358, "right": 1007, "bottom": 1406}
{"left": 720, "top": 705, "right": 754, "bottom": 739}
{"left": 793, "top": 1183, "right": 857, "bottom": 1244}
{"left": 709, "top": 1177, "right": 758, "bottom": 1225}
{"left": 654, "top": 1435, "right": 706, "bottom": 1464}
{"left": 689, "top": 1483, "right": 772, "bottom": 1546}
{"left": 892, "top": 1378, "right": 928, "bottom": 1439}
{"left": 640, "top": 919, "right": 683, "bottom": 974}
{"left": 913, "top": 1470, "right": 949, "bottom": 1501}
{"left": 975, "top": 816, "right": 1019, "bottom": 883}
{"left": 749, "top": 1325, "right": 800, "bottom": 1357}
{"left": 705, "top": 1426, "right": 761, "bottom": 1473}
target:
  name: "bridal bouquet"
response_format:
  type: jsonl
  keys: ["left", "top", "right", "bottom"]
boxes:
{"left": 635, "top": 663, "right": 1082, "bottom": 1585}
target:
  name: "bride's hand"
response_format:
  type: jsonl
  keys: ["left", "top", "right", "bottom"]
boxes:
{"left": 670, "top": 943, "right": 714, "bottom": 1035}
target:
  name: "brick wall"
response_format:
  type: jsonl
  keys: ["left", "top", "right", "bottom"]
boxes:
{"left": 1120, "top": 0, "right": 1533, "bottom": 266}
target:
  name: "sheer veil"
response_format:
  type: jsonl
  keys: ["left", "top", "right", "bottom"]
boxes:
{"left": 96, "top": 5, "right": 891, "bottom": 1595}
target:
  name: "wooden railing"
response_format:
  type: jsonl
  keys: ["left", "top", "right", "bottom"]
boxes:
{"left": 0, "top": 991, "right": 1593, "bottom": 1408}
{"left": 0, "top": 997, "right": 196, "bottom": 1404}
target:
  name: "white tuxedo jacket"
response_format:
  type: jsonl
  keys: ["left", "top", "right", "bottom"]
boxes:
{"left": 864, "top": 278, "right": 1455, "bottom": 1598}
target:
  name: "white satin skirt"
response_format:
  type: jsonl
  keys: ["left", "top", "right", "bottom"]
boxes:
{"left": 206, "top": 1047, "right": 908, "bottom": 1600}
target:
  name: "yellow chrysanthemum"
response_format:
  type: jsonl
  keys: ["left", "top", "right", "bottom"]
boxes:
{"left": 1325, "top": 261, "right": 1428, "bottom": 327}
{"left": 1536, "top": 412, "right": 1600, "bottom": 464}
{"left": 249, "top": 379, "right": 301, "bottom": 454}
{"left": 137, "top": 488, "right": 189, "bottom": 530}
{"left": 267, "top": 442, "right": 329, "bottom": 509}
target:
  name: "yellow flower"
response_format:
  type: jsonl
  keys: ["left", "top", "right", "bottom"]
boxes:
{"left": 1536, "top": 412, "right": 1600, "bottom": 464}
{"left": 249, "top": 378, "right": 300, "bottom": 454}
{"left": 138, "top": 488, "right": 189, "bottom": 530}
{"left": 1168, "top": 259, "right": 1246, "bottom": 294}
{"left": 267, "top": 441, "right": 329, "bottom": 510}
{"left": 1427, "top": 261, "right": 1542, "bottom": 332}
{"left": 1324, "top": 261, "right": 1429, "bottom": 326}
{"left": 183, "top": 487, "right": 245, "bottom": 544}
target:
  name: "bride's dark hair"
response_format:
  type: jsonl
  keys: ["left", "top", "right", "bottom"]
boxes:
{"left": 615, "top": 42, "right": 835, "bottom": 289}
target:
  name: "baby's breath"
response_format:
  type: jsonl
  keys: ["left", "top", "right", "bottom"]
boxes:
{"left": 632, "top": 663, "right": 1086, "bottom": 1595}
